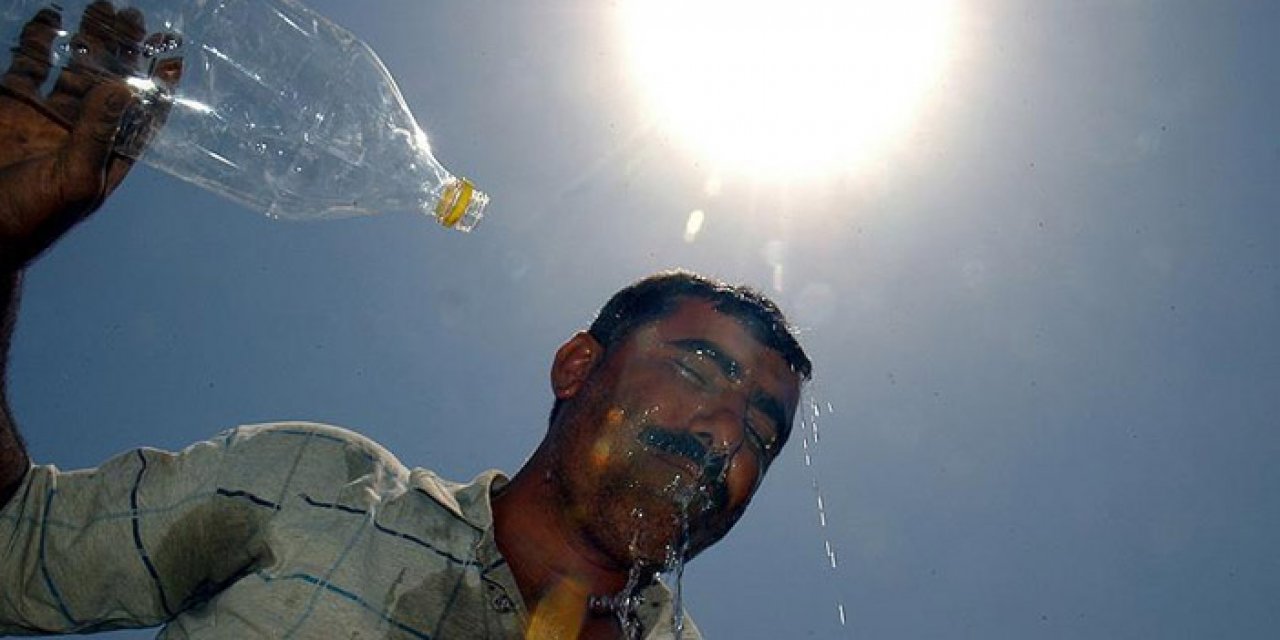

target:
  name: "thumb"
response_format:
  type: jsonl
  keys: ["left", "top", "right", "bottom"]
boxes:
{"left": 62, "top": 82, "right": 131, "bottom": 198}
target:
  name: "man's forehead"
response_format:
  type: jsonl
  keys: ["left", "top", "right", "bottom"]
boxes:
{"left": 660, "top": 298, "right": 777, "bottom": 347}
{"left": 635, "top": 301, "right": 801, "bottom": 391}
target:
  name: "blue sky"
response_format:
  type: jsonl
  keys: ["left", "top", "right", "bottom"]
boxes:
{"left": 7, "top": 0, "right": 1280, "bottom": 637}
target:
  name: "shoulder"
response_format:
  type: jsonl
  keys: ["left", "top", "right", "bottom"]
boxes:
{"left": 224, "top": 421, "right": 398, "bottom": 458}
{"left": 215, "top": 421, "right": 409, "bottom": 492}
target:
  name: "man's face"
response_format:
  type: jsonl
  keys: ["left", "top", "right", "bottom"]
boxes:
{"left": 549, "top": 298, "right": 801, "bottom": 570}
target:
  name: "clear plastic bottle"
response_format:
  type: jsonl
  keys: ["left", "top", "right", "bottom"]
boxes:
{"left": 1, "top": 0, "right": 488, "bottom": 231}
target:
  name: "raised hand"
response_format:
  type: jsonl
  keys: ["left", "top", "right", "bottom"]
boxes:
{"left": 0, "top": 2, "right": 179, "bottom": 271}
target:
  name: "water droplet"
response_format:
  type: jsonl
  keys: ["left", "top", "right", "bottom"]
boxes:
{"left": 799, "top": 392, "right": 850, "bottom": 630}
{"left": 597, "top": 563, "right": 648, "bottom": 640}
{"left": 159, "top": 34, "right": 182, "bottom": 53}
{"left": 141, "top": 35, "right": 183, "bottom": 62}
{"left": 664, "top": 498, "right": 693, "bottom": 638}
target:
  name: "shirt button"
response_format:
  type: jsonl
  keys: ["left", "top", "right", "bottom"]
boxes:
{"left": 491, "top": 593, "right": 515, "bottom": 613}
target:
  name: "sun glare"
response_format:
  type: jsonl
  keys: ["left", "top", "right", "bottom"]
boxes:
{"left": 620, "top": 0, "right": 955, "bottom": 181}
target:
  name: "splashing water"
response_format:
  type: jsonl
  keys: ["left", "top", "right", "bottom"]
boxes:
{"left": 663, "top": 490, "right": 696, "bottom": 639}
{"left": 625, "top": 396, "right": 848, "bottom": 635}
{"left": 617, "top": 563, "right": 646, "bottom": 640}
{"left": 588, "top": 531, "right": 647, "bottom": 639}
{"left": 613, "top": 411, "right": 762, "bottom": 638}
{"left": 601, "top": 483, "right": 699, "bottom": 640}
{"left": 803, "top": 395, "right": 849, "bottom": 629}
{"left": 633, "top": 455, "right": 723, "bottom": 638}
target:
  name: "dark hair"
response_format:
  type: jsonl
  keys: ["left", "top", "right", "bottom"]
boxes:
{"left": 588, "top": 270, "right": 812, "bottom": 380}
{"left": 551, "top": 270, "right": 812, "bottom": 444}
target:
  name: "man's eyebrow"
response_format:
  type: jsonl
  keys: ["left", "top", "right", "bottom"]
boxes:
{"left": 668, "top": 338, "right": 742, "bottom": 381}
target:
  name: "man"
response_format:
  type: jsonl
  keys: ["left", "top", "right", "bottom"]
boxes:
{"left": 0, "top": 4, "right": 811, "bottom": 638}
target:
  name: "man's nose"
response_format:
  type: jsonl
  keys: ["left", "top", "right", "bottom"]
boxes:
{"left": 691, "top": 403, "right": 746, "bottom": 457}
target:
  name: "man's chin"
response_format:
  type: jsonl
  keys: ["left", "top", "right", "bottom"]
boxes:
{"left": 612, "top": 499, "right": 732, "bottom": 570}
{"left": 594, "top": 466, "right": 734, "bottom": 568}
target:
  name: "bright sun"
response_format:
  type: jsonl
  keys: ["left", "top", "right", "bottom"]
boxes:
{"left": 620, "top": 0, "right": 955, "bottom": 181}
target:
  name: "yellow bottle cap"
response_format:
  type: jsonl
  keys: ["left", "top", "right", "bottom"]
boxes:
{"left": 435, "top": 178, "right": 475, "bottom": 229}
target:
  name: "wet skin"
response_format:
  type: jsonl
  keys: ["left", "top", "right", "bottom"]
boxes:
{"left": 548, "top": 298, "right": 803, "bottom": 569}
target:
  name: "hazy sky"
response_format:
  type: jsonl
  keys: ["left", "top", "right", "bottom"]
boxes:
{"left": 7, "top": 0, "right": 1279, "bottom": 637}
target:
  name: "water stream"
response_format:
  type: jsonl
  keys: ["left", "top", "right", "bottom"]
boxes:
{"left": 803, "top": 396, "right": 849, "bottom": 630}
{"left": 609, "top": 395, "right": 843, "bottom": 638}
{"left": 600, "top": 482, "right": 698, "bottom": 639}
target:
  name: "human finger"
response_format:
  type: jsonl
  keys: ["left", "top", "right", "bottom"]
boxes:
{"left": 72, "top": 1, "right": 120, "bottom": 56}
{"left": 70, "top": 1, "right": 131, "bottom": 75}
{"left": 46, "top": 1, "right": 120, "bottom": 118}
{"left": 112, "top": 8, "right": 147, "bottom": 74}
{"left": 1, "top": 8, "right": 63, "bottom": 97}
{"left": 148, "top": 39, "right": 184, "bottom": 90}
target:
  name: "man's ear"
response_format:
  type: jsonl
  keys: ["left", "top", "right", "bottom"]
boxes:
{"left": 551, "top": 331, "right": 603, "bottom": 400}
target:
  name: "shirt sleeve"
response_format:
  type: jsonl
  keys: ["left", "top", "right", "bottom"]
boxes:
{"left": 0, "top": 421, "right": 395, "bottom": 635}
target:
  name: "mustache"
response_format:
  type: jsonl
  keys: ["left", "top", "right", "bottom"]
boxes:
{"left": 641, "top": 426, "right": 709, "bottom": 466}
{"left": 638, "top": 426, "right": 730, "bottom": 505}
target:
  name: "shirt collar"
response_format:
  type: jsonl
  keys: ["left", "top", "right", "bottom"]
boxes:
{"left": 409, "top": 468, "right": 509, "bottom": 532}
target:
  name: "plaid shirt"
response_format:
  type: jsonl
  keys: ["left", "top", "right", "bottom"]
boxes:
{"left": 0, "top": 422, "right": 700, "bottom": 638}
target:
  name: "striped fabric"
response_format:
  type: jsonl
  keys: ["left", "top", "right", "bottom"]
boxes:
{"left": 0, "top": 422, "right": 700, "bottom": 638}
